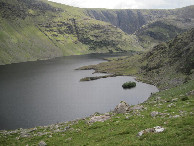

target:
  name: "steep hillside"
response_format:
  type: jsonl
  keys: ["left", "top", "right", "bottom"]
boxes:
{"left": 135, "top": 20, "right": 185, "bottom": 48}
{"left": 141, "top": 28, "right": 194, "bottom": 89}
{"left": 0, "top": 0, "right": 141, "bottom": 65}
{"left": 85, "top": 6, "right": 194, "bottom": 48}
{"left": 85, "top": 9, "right": 173, "bottom": 34}
{"left": 79, "top": 28, "right": 194, "bottom": 90}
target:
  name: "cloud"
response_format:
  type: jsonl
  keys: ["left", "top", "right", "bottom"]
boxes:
{"left": 48, "top": 0, "right": 194, "bottom": 9}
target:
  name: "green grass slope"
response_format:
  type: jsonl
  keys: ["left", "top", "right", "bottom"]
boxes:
{"left": 135, "top": 20, "right": 185, "bottom": 48}
{"left": 140, "top": 28, "right": 194, "bottom": 89}
{"left": 0, "top": 0, "right": 142, "bottom": 65}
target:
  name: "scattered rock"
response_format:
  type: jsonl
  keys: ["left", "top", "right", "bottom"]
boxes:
{"left": 138, "top": 126, "right": 165, "bottom": 137}
{"left": 173, "top": 115, "right": 180, "bottom": 118}
{"left": 172, "top": 98, "right": 178, "bottom": 102}
{"left": 125, "top": 116, "right": 130, "bottom": 119}
{"left": 75, "top": 129, "right": 81, "bottom": 132}
{"left": 104, "top": 112, "right": 110, "bottom": 116}
{"left": 151, "top": 111, "right": 159, "bottom": 117}
{"left": 155, "top": 97, "right": 164, "bottom": 102}
{"left": 130, "top": 105, "right": 144, "bottom": 111}
{"left": 114, "top": 101, "right": 130, "bottom": 113}
{"left": 55, "top": 125, "right": 59, "bottom": 129}
{"left": 159, "top": 112, "right": 170, "bottom": 118}
{"left": 186, "top": 90, "right": 194, "bottom": 96}
{"left": 16, "top": 137, "right": 20, "bottom": 140}
{"left": 53, "top": 129, "right": 60, "bottom": 133}
{"left": 170, "top": 115, "right": 180, "bottom": 118}
{"left": 89, "top": 114, "right": 111, "bottom": 123}
{"left": 36, "top": 132, "right": 48, "bottom": 137}
{"left": 38, "top": 140, "right": 47, "bottom": 146}
{"left": 138, "top": 131, "right": 144, "bottom": 137}
{"left": 154, "top": 126, "right": 165, "bottom": 133}
{"left": 20, "top": 131, "right": 31, "bottom": 138}
{"left": 65, "top": 137, "right": 72, "bottom": 141}
{"left": 168, "top": 103, "right": 175, "bottom": 107}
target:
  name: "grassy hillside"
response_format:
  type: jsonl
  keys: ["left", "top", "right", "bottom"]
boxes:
{"left": 139, "top": 28, "right": 194, "bottom": 89}
{"left": 135, "top": 20, "right": 185, "bottom": 48}
{"left": 79, "top": 28, "right": 194, "bottom": 90}
{"left": 0, "top": 0, "right": 141, "bottom": 65}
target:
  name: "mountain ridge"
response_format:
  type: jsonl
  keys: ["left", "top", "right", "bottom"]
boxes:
{"left": 0, "top": 0, "right": 194, "bottom": 65}
{"left": 0, "top": 0, "right": 142, "bottom": 65}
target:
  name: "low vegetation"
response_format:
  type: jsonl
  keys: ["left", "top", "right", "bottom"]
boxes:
{"left": 122, "top": 81, "right": 136, "bottom": 89}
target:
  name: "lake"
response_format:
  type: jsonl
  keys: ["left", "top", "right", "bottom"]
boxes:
{"left": 0, "top": 53, "right": 158, "bottom": 130}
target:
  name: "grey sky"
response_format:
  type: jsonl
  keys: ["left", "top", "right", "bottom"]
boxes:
{"left": 48, "top": 0, "right": 194, "bottom": 9}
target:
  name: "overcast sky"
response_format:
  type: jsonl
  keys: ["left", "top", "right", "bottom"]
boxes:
{"left": 48, "top": 0, "right": 194, "bottom": 9}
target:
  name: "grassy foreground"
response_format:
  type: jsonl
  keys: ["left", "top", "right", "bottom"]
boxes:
{"left": 0, "top": 80, "right": 193, "bottom": 145}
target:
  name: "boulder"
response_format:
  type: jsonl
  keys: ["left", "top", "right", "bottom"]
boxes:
{"left": 114, "top": 101, "right": 130, "bottom": 113}
{"left": 186, "top": 90, "right": 194, "bottom": 96}
{"left": 138, "top": 126, "right": 165, "bottom": 137}
{"left": 89, "top": 115, "right": 111, "bottom": 123}
{"left": 151, "top": 111, "right": 159, "bottom": 117}
{"left": 38, "top": 141, "right": 47, "bottom": 146}
{"left": 130, "top": 105, "right": 144, "bottom": 111}
{"left": 170, "top": 115, "right": 180, "bottom": 118}
{"left": 168, "top": 103, "right": 175, "bottom": 107}
{"left": 172, "top": 98, "right": 178, "bottom": 102}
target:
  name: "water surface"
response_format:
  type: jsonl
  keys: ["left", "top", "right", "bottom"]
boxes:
{"left": 0, "top": 53, "right": 158, "bottom": 130}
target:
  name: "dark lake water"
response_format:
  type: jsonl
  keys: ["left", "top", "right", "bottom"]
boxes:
{"left": 0, "top": 53, "right": 158, "bottom": 130}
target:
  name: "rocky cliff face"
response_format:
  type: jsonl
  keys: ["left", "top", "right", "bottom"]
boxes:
{"left": 85, "top": 9, "right": 147, "bottom": 34}
{"left": 86, "top": 7, "right": 194, "bottom": 35}
{"left": 85, "top": 7, "right": 194, "bottom": 47}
